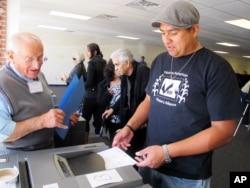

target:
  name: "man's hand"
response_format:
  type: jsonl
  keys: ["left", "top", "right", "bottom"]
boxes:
{"left": 5, "top": 108, "right": 69, "bottom": 142}
{"left": 112, "top": 126, "right": 134, "bottom": 150}
{"left": 135, "top": 145, "right": 165, "bottom": 169}
{"left": 42, "top": 109, "right": 68, "bottom": 129}
{"left": 70, "top": 112, "right": 79, "bottom": 126}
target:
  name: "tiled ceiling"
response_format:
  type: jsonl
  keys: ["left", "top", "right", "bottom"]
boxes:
{"left": 18, "top": 0, "right": 250, "bottom": 62}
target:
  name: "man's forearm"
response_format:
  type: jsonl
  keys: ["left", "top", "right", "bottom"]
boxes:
{"left": 5, "top": 115, "right": 44, "bottom": 142}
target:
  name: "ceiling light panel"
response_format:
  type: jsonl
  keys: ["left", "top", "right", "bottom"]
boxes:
{"left": 38, "top": 25, "right": 66, "bottom": 31}
{"left": 116, "top": 36, "right": 139, "bottom": 40}
{"left": 225, "top": 19, "right": 250, "bottom": 30}
{"left": 216, "top": 42, "right": 239, "bottom": 47}
{"left": 214, "top": 51, "right": 229, "bottom": 54}
{"left": 50, "top": 11, "right": 91, "bottom": 20}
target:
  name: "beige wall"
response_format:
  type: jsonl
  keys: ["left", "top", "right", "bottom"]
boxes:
{"left": 226, "top": 56, "right": 250, "bottom": 74}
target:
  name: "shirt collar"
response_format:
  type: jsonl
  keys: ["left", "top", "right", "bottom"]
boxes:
{"left": 7, "top": 62, "right": 35, "bottom": 82}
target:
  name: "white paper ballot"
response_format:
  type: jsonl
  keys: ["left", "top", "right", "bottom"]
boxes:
{"left": 97, "top": 147, "right": 137, "bottom": 169}
{"left": 86, "top": 169, "right": 122, "bottom": 188}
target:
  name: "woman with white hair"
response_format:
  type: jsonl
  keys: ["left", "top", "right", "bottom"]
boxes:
{"left": 61, "top": 51, "right": 87, "bottom": 85}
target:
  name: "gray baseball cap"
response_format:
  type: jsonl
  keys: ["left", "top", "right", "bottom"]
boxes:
{"left": 152, "top": 1, "right": 200, "bottom": 28}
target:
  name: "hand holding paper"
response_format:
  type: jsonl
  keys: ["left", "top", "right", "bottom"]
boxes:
{"left": 97, "top": 147, "right": 137, "bottom": 169}
{"left": 54, "top": 75, "right": 85, "bottom": 139}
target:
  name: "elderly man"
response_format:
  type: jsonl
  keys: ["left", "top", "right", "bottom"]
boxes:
{"left": 111, "top": 48, "right": 150, "bottom": 158}
{"left": 0, "top": 32, "right": 78, "bottom": 155}
{"left": 112, "top": 1, "right": 241, "bottom": 188}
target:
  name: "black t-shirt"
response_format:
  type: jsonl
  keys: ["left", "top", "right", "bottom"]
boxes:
{"left": 146, "top": 47, "right": 242, "bottom": 179}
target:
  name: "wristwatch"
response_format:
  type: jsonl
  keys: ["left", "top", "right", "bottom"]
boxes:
{"left": 162, "top": 144, "right": 172, "bottom": 163}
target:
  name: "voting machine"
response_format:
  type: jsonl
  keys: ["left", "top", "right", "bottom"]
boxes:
{"left": 0, "top": 142, "right": 147, "bottom": 188}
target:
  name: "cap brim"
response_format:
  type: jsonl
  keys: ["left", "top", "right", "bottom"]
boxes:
{"left": 152, "top": 21, "right": 160, "bottom": 27}
{"left": 152, "top": 19, "right": 195, "bottom": 29}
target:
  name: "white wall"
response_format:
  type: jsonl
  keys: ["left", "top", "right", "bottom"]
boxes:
{"left": 6, "top": 0, "right": 20, "bottom": 47}
{"left": 18, "top": 27, "right": 249, "bottom": 84}
{"left": 7, "top": 0, "right": 250, "bottom": 84}
{"left": 19, "top": 28, "right": 165, "bottom": 84}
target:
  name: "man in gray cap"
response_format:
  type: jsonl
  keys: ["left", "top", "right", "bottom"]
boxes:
{"left": 113, "top": 1, "right": 241, "bottom": 188}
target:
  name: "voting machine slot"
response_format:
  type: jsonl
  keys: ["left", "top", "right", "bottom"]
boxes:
{"left": 54, "top": 150, "right": 105, "bottom": 178}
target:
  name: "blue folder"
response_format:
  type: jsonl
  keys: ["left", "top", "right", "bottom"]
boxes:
{"left": 54, "top": 75, "right": 85, "bottom": 139}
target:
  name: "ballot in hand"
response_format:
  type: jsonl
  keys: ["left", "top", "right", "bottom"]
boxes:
{"left": 61, "top": 72, "right": 67, "bottom": 82}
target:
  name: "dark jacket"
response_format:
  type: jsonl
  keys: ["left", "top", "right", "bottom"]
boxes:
{"left": 67, "top": 61, "right": 87, "bottom": 85}
{"left": 85, "top": 56, "right": 106, "bottom": 98}
{"left": 120, "top": 61, "right": 150, "bottom": 126}
{"left": 119, "top": 61, "right": 150, "bottom": 157}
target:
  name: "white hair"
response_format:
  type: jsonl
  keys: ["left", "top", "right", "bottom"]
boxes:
{"left": 72, "top": 51, "right": 85, "bottom": 62}
{"left": 110, "top": 48, "right": 134, "bottom": 63}
{"left": 8, "top": 32, "right": 43, "bottom": 53}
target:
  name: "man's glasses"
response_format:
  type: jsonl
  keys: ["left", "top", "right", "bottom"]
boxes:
{"left": 23, "top": 57, "right": 43, "bottom": 65}
{"left": 14, "top": 52, "right": 43, "bottom": 65}
{"left": 72, "top": 57, "right": 77, "bottom": 61}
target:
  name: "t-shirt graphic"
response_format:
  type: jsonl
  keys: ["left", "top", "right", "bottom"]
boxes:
{"left": 152, "top": 73, "right": 189, "bottom": 106}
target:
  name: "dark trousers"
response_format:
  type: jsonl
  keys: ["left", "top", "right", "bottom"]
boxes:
{"left": 105, "top": 121, "right": 121, "bottom": 142}
{"left": 82, "top": 97, "right": 103, "bottom": 134}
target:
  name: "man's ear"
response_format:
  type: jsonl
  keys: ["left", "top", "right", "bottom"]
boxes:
{"left": 126, "top": 60, "right": 130, "bottom": 68}
{"left": 192, "top": 24, "right": 200, "bottom": 38}
{"left": 6, "top": 50, "right": 14, "bottom": 63}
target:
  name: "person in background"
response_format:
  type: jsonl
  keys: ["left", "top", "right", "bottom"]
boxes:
{"left": 111, "top": 48, "right": 150, "bottom": 158}
{"left": 112, "top": 1, "right": 242, "bottom": 188}
{"left": 61, "top": 51, "right": 87, "bottom": 84}
{"left": 240, "top": 79, "right": 250, "bottom": 127}
{"left": 139, "top": 56, "right": 147, "bottom": 66}
{"left": 82, "top": 43, "right": 106, "bottom": 143}
{"left": 97, "top": 59, "right": 121, "bottom": 142}
{"left": 61, "top": 51, "right": 87, "bottom": 117}
{"left": 0, "top": 32, "right": 79, "bottom": 155}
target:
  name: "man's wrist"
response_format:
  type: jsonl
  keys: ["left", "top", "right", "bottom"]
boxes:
{"left": 162, "top": 144, "right": 172, "bottom": 163}
{"left": 125, "top": 124, "right": 135, "bottom": 133}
